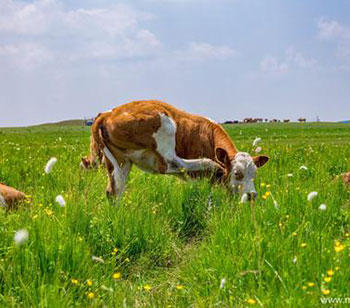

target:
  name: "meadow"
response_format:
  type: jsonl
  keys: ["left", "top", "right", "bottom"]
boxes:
{"left": 1, "top": 122, "right": 350, "bottom": 307}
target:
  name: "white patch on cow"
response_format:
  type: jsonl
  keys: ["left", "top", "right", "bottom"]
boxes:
{"left": 153, "top": 113, "right": 177, "bottom": 161}
{"left": 125, "top": 149, "right": 158, "bottom": 173}
{"left": 0, "top": 192, "right": 7, "bottom": 208}
{"left": 152, "top": 113, "right": 219, "bottom": 173}
{"left": 229, "top": 152, "right": 257, "bottom": 196}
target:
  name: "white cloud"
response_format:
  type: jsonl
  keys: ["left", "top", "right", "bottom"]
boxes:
{"left": 176, "top": 42, "right": 236, "bottom": 62}
{"left": 0, "top": 0, "right": 160, "bottom": 69}
{"left": 260, "top": 47, "right": 316, "bottom": 74}
{"left": 317, "top": 18, "right": 350, "bottom": 68}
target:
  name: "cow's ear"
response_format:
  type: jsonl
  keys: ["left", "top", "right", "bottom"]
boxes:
{"left": 253, "top": 155, "right": 269, "bottom": 168}
{"left": 215, "top": 147, "right": 230, "bottom": 169}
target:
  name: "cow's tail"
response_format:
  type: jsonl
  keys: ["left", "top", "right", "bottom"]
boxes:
{"left": 93, "top": 115, "right": 120, "bottom": 174}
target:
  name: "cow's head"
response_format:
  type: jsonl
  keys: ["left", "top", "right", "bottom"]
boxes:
{"left": 216, "top": 149, "right": 269, "bottom": 199}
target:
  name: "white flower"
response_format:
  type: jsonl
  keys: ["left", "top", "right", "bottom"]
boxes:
{"left": 307, "top": 191, "right": 318, "bottom": 201}
{"left": 287, "top": 173, "right": 293, "bottom": 177}
{"left": 92, "top": 256, "right": 105, "bottom": 263}
{"left": 45, "top": 157, "right": 57, "bottom": 174}
{"left": 319, "top": 204, "right": 327, "bottom": 211}
{"left": 240, "top": 193, "right": 248, "bottom": 204}
{"left": 252, "top": 137, "right": 261, "bottom": 147}
{"left": 255, "top": 147, "right": 262, "bottom": 153}
{"left": 292, "top": 257, "right": 297, "bottom": 264}
{"left": 14, "top": 229, "right": 29, "bottom": 246}
{"left": 55, "top": 195, "right": 66, "bottom": 207}
{"left": 220, "top": 278, "right": 226, "bottom": 289}
{"left": 273, "top": 200, "right": 279, "bottom": 209}
{"left": 300, "top": 165, "right": 308, "bottom": 170}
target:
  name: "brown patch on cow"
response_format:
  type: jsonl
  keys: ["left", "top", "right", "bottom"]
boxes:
{"left": 0, "top": 183, "right": 26, "bottom": 210}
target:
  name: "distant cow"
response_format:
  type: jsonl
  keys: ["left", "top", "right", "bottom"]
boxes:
{"left": 298, "top": 118, "right": 306, "bottom": 123}
{"left": 0, "top": 183, "right": 26, "bottom": 209}
{"left": 91, "top": 100, "right": 269, "bottom": 199}
{"left": 283, "top": 119, "right": 290, "bottom": 123}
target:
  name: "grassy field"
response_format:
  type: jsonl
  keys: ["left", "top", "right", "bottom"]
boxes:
{"left": 1, "top": 122, "right": 350, "bottom": 307}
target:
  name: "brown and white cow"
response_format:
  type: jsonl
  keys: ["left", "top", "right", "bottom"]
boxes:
{"left": 0, "top": 183, "right": 26, "bottom": 209}
{"left": 90, "top": 100, "right": 269, "bottom": 199}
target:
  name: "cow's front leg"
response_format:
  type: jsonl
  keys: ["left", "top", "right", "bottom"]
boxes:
{"left": 166, "top": 156, "right": 222, "bottom": 174}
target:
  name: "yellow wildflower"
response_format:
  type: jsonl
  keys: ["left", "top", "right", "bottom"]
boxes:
{"left": 334, "top": 244, "right": 345, "bottom": 253}
{"left": 144, "top": 284, "right": 152, "bottom": 291}
{"left": 307, "top": 282, "right": 315, "bottom": 287}
{"left": 302, "top": 286, "right": 307, "bottom": 290}
{"left": 322, "top": 289, "right": 330, "bottom": 295}
{"left": 292, "top": 232, "right": 297, "bottom": 237}
{"left": 87, "top": 280, "right": 93, "bottom": 286}
{"left": 87, "top": 292, "right": 95, "bottom": 299}
{"left": 113, "top": 272, "right": 121, "bottom": 279}
{"left": 246, "top": 298, "right": 256, "bottom": 305}
{"left": 71, "top": 279, "right": 79, "bottom": 285}
{"left": 45, "top": 209, "right": 53, "bottom": 216}
{"left": 324, "top": 277, "right": 331, "bottom": 283}
{"left": 335, "top": 266, "right": 340, "bottom": 271}
{"left": 176, "top": 285, "right": 184, "bottom": 290}
{"left": 327, "top": 269, "right": 334, "bottom": 276}
{"left": 301, "top": 243, "right": 307, "bottom": 248}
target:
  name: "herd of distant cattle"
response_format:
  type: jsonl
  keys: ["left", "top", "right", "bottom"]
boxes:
{"left": 0, "top": 100, "right": 347, "bottom": 210}
{"left": 224, "top": 117, "right": 306, "bottom": 124}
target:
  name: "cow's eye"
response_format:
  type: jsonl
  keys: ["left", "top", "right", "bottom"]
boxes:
{"left": 234, "top": 171, "right": 244, "bottom": 181}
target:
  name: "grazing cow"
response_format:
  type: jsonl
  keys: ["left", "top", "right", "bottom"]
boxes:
{"left": 298, "top": 118, "right": 306, "bottom": 123}
{"left": 0, "top": 183, "right": 26, "bottom": 209}
{"left": 91, "top": 100, "right": 269, "bottom": 199}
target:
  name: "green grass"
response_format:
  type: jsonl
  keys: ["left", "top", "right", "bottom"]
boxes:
{"left": 1, "top": 122, "right": 350, "bottom": 307}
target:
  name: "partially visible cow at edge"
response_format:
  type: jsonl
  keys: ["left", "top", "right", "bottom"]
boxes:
{"left": 0, "top": 183, "right": 26, "bottom": 209}
{"left": 83, "top": 100, "right": 269, "bottom": 199}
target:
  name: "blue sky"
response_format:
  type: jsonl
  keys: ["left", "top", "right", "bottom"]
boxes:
{"left": 0, "top": 0, "right": 350, "bottom": 126}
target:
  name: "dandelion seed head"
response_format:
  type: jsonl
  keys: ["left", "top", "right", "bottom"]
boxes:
{"left": 220, "top": 278, "right": 226, "bottom": 289}
{"left": 319, "top": 204, "right": 326, "bottom": 211}
{"left": 255, "top": 147, "right": 262, "bottom": 153}
{"left": 252, "top": 137, "right": 261, "bottom": 147}
{"left": 307, "top": 191, "right": 318, "bottom": 201}
{"left": 14, "top": 229, "right": 29, "bottom": 246}
{"left": 55, "top": 195, "right": 66, "bottom": 207}
{"left": 45, "top": 157, "right": 57, "bottom": 174}
{"left": 92, "top": 256, "right": 105, "bottom": 263}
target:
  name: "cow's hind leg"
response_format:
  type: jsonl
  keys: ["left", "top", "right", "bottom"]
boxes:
{"left": 103, "top": 147, "right": 132, "bottom": 197}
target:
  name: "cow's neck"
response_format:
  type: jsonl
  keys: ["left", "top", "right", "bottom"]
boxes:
{"left": 213, "top": 124, "right": 237, "bottom": 161}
